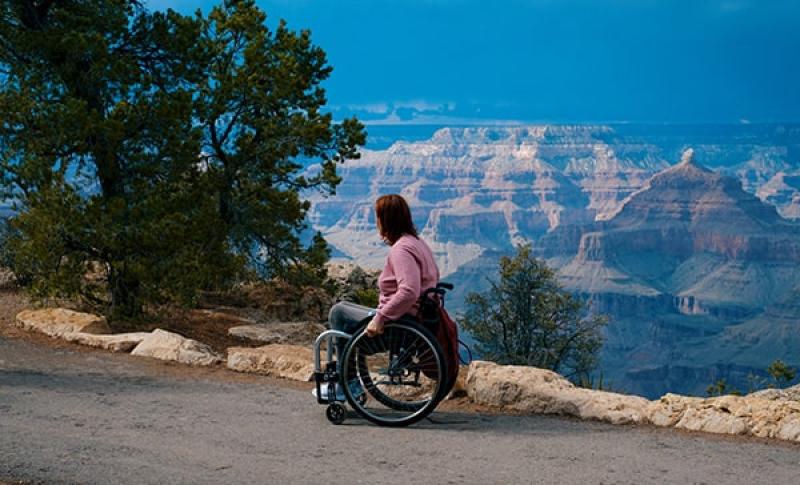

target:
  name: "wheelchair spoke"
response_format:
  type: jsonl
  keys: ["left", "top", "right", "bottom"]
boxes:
{"left": 341, "top": 321, "right": 447, "bottom": 426}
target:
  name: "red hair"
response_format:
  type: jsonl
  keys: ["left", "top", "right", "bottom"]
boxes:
{"left": 375, "top": 194, "right": 418, "bottom": 244}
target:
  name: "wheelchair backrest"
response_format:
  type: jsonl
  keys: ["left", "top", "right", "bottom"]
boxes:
{"left": 418, "top": 282, "right": 453, "bottom": 327}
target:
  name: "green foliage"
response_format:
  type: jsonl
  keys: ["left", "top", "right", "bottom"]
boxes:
{"left": 195, "top": 0, "right": 364, "bottom": 281}
{"left": 0, "top": 217, "right": 13, "bottom": 269}
{"left": 282, "top": 232, "right": 333, "bottom": 289}
{"left": 746, "top": 359, "right": 798, "bottom": 393}
{"left": 354, "top": 287, "right": 379, "bottom": 308}
{"left": 767, "top": 359, "right": 796, "bottom": 387}
{"left": 461, "top": 244, "right": 608, "bottom": 380}
{"left": 706, "top": 378, "right": 741, "bottom": 397}
{"left": 0, "top": 0, "right": 364, "bottom": 319}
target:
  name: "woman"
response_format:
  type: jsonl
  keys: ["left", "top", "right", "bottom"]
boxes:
{"left": 320, "top": 194, "right": 440, "bottom": 399}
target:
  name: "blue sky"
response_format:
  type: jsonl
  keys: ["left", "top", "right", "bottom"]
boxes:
{"left": 147, "top": 0, "right": 800, "bottom": 124}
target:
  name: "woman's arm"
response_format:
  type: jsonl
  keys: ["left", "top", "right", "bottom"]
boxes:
{"left": 374, "top": 244, "right": 421, "bottom": 324}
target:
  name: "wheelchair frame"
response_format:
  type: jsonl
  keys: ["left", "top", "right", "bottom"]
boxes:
{"left": 312, "top": 282, "right": 454, "bottom": 426}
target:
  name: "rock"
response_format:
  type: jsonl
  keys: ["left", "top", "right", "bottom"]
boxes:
{"left": 16, "top": 308, "right": 111, "bottom": 337}
{"left": 228, "top": 322, "right": 326, "bottom": 346}
{"left": 647, "top": 392, "right": 800, "bottom": 441}
{"left": 748, "top": 384, "right": 800, "bottom": 401}
{"left": 325, "top": 262, "right": 381, "bottom": 304}
{"left": 226, "top": 344, "right": 314, "bottom": 381}
{"left": 131, "top": 329, "right": 222, "bottom": 366}
{"left": 465, "top": 361, "right": 650, "bottom": 425}
{"left": 61, "top": 332, "right": 151, "bottom": 353}
{"left": 646, "top": 393, "right": 701, "bottom": 427}
{"left": 446, "top": 365, "right": 469, "bottom": 399}
{"left": 673, "top": 396, "right": 750, "bottom": 435}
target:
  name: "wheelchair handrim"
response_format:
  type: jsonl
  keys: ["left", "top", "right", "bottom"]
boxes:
{"left": 341, "top": 322, "right": 446, "bottom": 425}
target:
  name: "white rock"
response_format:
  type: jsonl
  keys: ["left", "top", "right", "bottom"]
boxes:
{"left": 647, "top": 393, "right": 800, "bottom": 441}
{"left": 61, "top": 332, "right": 150, "bottom": 353}
{"left": 465, "top": 361, "right": 650, "bottom": 425}
{"left": 16, "top": 308, "right": 111, "bottom": 337}
{"left": 131, "top": 329, "right": 222, "bottom": 366}
{"left": 748, "top": 384, "right": 800, "bottom": 402}
{"left": 646, "top": 393, "right": 701, "bottom": 427}
{"left": 226, "top": 344, "right": 314, "bottom": 381}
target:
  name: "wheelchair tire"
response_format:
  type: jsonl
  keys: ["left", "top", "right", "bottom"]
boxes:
{"left": 340, "top": 321, "right": 447, "bottom": 427}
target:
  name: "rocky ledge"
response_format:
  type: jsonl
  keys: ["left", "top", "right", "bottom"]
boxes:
{"left": 466, "top": 361, "right": 650, "bottom": 425}
{"left": 131, "top": 329, "right": 223, "bottom": 366}
{"left": 226, "top": 344, "right": 315, "bottom": 381}
{"left": 16, "top": 309, "right": 222, "bottom": 366}
{"left": 16, "top": 308, "right": 111, "bottom": 337}
{"left": 467, "top": 361, "right": 800, "bottom": 442}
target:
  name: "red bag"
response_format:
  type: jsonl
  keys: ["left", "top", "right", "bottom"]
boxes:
{"left": 435, "top": 306, "right": 460, "bottom": 390}
{"left": 418, "top": 304, "right": 459, "bottom": 392}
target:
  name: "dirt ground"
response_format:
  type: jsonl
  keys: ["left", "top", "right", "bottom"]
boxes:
{"left": 0, "top": 288, "right": 286, "bottom": 356}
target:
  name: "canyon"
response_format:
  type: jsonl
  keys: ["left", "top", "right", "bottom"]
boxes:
{"left": 308, "top": 124, "right": 800, "bottom": 398}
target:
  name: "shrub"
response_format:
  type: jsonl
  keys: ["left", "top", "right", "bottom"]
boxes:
{"left": 461, "top": 244, "right": 608, "bottom": 381}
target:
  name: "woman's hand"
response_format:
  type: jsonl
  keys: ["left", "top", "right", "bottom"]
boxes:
{"left": 366, "top": 317, "right": 385, "bottom": 337}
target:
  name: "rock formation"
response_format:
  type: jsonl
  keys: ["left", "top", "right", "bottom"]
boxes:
{"left": 61, "top": 332, "right": 150, "bottom": 352}
{"left": 130, "top": 329, "right": 222, "bottom": 366}
{"left": 226, "top": 344, "right": 315, "bottom": 381}
{"left": 16, "top": 308, "right": 111, "bottom": 337}
{"left": 466, "top": 360, "right": 800, "bottom": 443}
{"left": 308, "top": 124, "right": 800, "bottom": 397}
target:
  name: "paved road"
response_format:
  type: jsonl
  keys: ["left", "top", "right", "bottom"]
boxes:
{"left": 1, "top": 335, "right": 799, "bottom": 484}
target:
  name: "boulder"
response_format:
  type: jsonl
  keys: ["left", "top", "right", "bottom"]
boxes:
{"left": 465, "top": 361, "right": 650, "bottom": 425}
{"left": 646, "top": 393, "right": 701, "bottom": 427}
{"left": 228, "top": 322, "right": 326, "bottom": 346}
{"left": 61, "top": 332, "right": 151, "bottom": 353}
{"left": 672, "top": 395, "right": 750, "bottom": 435}
{"left": 16, "top": 308, "right": 111, "bottom": 337}
{"left": 226, "top": 344, "right": 314, "bottom": 381}
{"left": 647, "top": 393, "right": 800, "bottom": 441}
{"left": 131, "top": 329, "right": 222, "bottom": 366}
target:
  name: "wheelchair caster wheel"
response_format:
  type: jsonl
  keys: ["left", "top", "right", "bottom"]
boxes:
{"left": 326, "top": 403, "right": 346, "bottom": 425}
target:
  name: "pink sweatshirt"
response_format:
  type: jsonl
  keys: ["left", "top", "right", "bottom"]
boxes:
{"left": 375, "top": 234, "right": 440, "bottom": 324}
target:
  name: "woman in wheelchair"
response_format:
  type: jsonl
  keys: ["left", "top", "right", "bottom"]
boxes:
{"left": 314, "top": 194, "right": 452, "bottom": 426}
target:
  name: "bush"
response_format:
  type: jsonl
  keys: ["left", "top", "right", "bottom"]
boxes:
{"left": 744, "top": 359, "right": 798, "bottom": 393}
{"left": 767, "top": 359, "right": 797, "bottom": 387}
{"left": 461, "top": 244, "right": 608, "bottom": 381}
{"left": 706, "top": 378, "right": 741, "bottom": 397}
{"left": 353, "top": 287, "right": 379, "bottom": 308}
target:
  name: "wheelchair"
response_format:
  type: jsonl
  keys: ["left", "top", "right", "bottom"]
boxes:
{"left": 312, "top": 282, "right": 456, "bottom": 427}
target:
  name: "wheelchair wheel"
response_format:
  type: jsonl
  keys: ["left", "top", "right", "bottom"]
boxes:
{"left": 340, "top": 321, "right": 447, "bottom": 427}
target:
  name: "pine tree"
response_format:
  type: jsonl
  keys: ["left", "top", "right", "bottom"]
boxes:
{"left": 0, "top": 0, "right": 364, "bottom": 320}
{"left": 461, "top": 245, "right": 608, "bottom": 380}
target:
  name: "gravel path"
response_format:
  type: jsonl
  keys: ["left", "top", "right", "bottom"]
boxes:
{"left": 2, "top": 332, "right": 800, "bottom": 484}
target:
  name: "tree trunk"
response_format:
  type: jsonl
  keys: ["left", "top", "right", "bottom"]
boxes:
{"left": 109, "top": 266, "right": 142, "bottom": 320}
